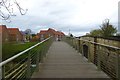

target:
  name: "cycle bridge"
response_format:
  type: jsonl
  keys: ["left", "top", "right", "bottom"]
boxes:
{"left": 0, "top": 36, "right": 120, "bottom": 80}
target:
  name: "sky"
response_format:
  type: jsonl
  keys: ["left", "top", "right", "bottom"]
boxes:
{"left": 1, "top": 0, "right": 120, "bottom": 36}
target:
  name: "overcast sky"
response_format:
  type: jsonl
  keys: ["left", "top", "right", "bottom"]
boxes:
{"left": 1, "top": 0, "right": 120, "bottom": 36}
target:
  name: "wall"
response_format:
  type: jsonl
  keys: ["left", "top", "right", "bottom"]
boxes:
{"left": 79, "top": 36, "right": 120, "bottom": 78}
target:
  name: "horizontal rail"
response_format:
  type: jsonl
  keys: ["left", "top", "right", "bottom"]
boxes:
{"left": 0, "top": 37, "right": 52, "bottom": 67}
{"left": 80, "top": 39, "right": 120, "bottom": 50}
{"left": 5, "top": 62, "right": 27, "bottom": 78}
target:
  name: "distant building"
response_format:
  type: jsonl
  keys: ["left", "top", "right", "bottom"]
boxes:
{"left": 8, "top": 28, "right": 23, "bottom": 42}
{"left": 0, "top": 25, "right": 23, "bottom": 43}
{"left": 38, "top": 28, "right": 65, "bottom": 41}
{"left": 20, "top": 31, "right": 27, "bottom": 41}
{"left": 24, "top": 29, "right": 33, "bottom": 42}
{"left": 0, "top": 25, "right": 9, "bottom": 42}
{"left": 38, "top": 30, "right": 48, "bottom": 41}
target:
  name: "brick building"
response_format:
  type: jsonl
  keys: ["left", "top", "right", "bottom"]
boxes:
{"left": 0, "top": 25, "right": 9, "bottom": 42}
{"left": 38, "top": 28, "right": 65, "bottom": 41}
{"left": 8, "top": 28, "right": 23, "bottom": 42}
{"left": 0, "top": 25, "right": 23, "bottom": 43}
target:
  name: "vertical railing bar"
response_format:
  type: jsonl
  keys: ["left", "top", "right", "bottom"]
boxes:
{"left": 97, "top": 45, "right": 101, "bottom": 71}
{"left": 40, "top": 43, "right": 44, "bottom": 63}
{"left": 75, "top": 39, "right": 77, "bottom": 50}
{"left": 26, "top": 51, "right": 31, "bottom": 78}
{"left": 81, "top": 40, "right": 84, "bottom": 56}
{"left": 2, "top": 65, "right": 5, "bottom": 79}
{"left": 78, "top": 40, "right": 80, "bottom": 53}
{"left": 116, "top": 50, "right": 120, "bottom": 80}
{"left": 88, "top": 42, "right": 91, "bottom": 62}
{"left": 36, "top": 46, "right": 40, "bottom": 72}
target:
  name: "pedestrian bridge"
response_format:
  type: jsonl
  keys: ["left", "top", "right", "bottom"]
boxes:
{"left": 32, "top": 41, "right": 108, "bottom": 78}
{"left": 0, "top": 36, "right": 120, "bottom": 80}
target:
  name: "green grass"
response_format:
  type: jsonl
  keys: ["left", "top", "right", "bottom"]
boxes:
{"left": 2, "top": 42, "right": 38, "bottom": 61}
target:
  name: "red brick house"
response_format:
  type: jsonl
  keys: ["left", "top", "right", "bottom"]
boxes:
{"left": 38, "top": 30, "right": 48, "bottom": 41}
{"left": 8, "top": 28, "right": 23, "bottom": 42}
{"left": 0, "top": 25, "right": 9, "bottom": 42}
{"left": 38, "top": 28, "right": 65, "bottom": 41}
{"left": 0, "top": 25, "right": 23, "bottom": 43}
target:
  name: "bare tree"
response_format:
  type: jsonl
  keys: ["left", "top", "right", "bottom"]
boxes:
{"left": 0, "top": 0, "right": 28, "bottom": 22}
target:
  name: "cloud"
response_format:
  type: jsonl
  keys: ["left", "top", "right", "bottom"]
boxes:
{"left": 2, "top": 0, "right": 119, "bottom": 36}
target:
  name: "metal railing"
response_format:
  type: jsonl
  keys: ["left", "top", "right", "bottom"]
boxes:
{"left": 65, "top": 37, "right": 120, "bottom": 80}
{"left": 0, "top": 37, "right": 53, "bottom": 79}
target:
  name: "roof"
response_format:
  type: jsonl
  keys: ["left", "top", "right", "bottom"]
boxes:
{"left": 56, "top": 31, "right": 65, "bottom": 36}
{"left": 20, "top": 31, "right": 26, "bottom": 35}
{"left": 48, "top": 28, "right": 57, "bottom": 34}
{"left": 39, "top": 28, "right": 65, "bottom": 36}
{"left": 0, "top": 25, "right": 8, "bottom": 33}
{"left": 0, "top": 25, "right": 7, "bottom": 30}
{"left": 61, "top": 32, "right": 65, "bottom": 36}
{"left": 56, "top": 31, "right": 61, "bottom": 35}
{"left": 8, "top": 28, "right": 19, "bottom": 30}
{"left": 39, "top": 30, "right": 48, "bottom": 35}
{"left": 8, "top": 28, "right": 22, "bottom": 36}
{"left": 8, "top": 28, "right": 19, "bottom": 34}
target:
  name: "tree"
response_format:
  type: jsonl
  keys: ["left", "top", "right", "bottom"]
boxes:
{"left": 100, "top": 19, "right": 117, "bottom": 37}
{"left": 89, "top": 19, "right": 117, "bottom": 37}
{"left": 25, "top": 29, "right": 32, "bottom": 35}
{"left": 90, "top": 29, "right": 102, "bottom": 36}
{"left": 0, "top": 0, "right": 28, "bottom": 22}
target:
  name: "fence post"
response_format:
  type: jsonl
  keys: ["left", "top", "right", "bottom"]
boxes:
{"left": 26, "top": 51, "right": 31, "bottom": 78}
{"left": 75, "top": 39, "right": 77, "bottom": 50}
{"left": 97, "top": 45, "right": 101, "bottom": 71}
{"left": 116, "top": 50, "right": 120, "bottom": 80}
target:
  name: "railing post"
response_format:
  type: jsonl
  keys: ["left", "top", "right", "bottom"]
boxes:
{"left": 76, "top": 39, "right": 78, "bottom": 51}
{"left": 76, "top": 39, "right": 78, "bottom": 50}
{"left": 26, "top": 51, "right": 31, "bottom": 78}
{"left": 94, "top": 37, "right": 97, "bottom": 65}
{"left": 97, "top": 45, "right": 101, "bottom": 71}
{"left": 88, "top": 42, "right": 91, "bottom": 62}
{"left": 116, "top": 50, "right": 120, "bottom": 80}
{"left": 78, "top": 39, "right": 80, "bottom": 53}
{"left": 81, "top": 40, "right": 84, "bottom": 56}
{"left": 2, "top": 66, "right": 5, "bottom": 79}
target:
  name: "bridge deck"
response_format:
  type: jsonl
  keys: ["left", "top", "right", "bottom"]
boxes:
{"left": 32, "top": 41, "right": 109, "bottom": 78}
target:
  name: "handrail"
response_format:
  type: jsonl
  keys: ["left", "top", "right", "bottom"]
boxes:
{"left": 0, "top": 37, "right": 51, "bottom": 67}
{"left": 65, "top": 37, "right": 120, "bottom": 79}
{"left": 80, "top": 39, "right": 120, "bottom": 50}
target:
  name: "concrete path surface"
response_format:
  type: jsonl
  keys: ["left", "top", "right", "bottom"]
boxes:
{"left": 32, "top": 41, "right": 109, "bottom": 78}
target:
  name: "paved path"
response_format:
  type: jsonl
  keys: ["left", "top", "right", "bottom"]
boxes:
{"left": 32, "top": 41, "right": 109, "bottom": 78}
